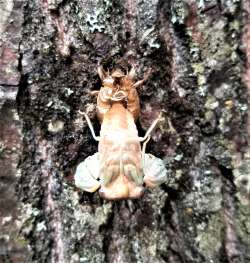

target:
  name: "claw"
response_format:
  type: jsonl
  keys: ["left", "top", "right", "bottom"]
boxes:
{"left": 74, "top": 153, "right": 101, "bottom": 192}
{"left": 143, "top": 154, "right": 168, "bottom": 187}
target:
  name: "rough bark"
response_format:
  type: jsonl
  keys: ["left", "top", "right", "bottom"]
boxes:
{"left": 0, "top": 0, "right": 250, "bottom": 262}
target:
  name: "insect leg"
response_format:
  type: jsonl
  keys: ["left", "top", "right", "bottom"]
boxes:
{"left": 97, "top": 66, "right": 107, "bottom": 81}
{"left": 127, "top": 66, "right": 136, "bottom": 80}
{"left": 133, "top": 79, "right": 145, "bottom": 88}
{"left": 142, "top": 135, "right": 151, "bottom": 167}
{"left": 139, "top": 113, "right": 162, "bottom": 142}
{"left": 74, "top": 153, "right": 101, "bottom": 192}
{"left": 90, "top": 90, "right": 99, "bottom": 96}
{"left": 79, "top": 111, "right": 100, "bottom": 141}
{"left": 132, "top": 68, "right": 151, "bottom": 88}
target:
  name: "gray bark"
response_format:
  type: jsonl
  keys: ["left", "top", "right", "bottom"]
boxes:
{"left": 0, "top": 0, "right": 250, "bottom": 262}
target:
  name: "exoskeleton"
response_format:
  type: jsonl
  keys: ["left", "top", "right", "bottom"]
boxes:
{"left": 75, "top": 66, "right": 167, "bottom": 200}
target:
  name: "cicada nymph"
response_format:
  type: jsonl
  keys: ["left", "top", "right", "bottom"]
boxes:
{"left": 75, "top": 66, "right": 168, "bottom": 200}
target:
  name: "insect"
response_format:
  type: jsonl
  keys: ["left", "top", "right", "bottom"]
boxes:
{"left": 74, "top": 66, "right": 168, "bottom": 200}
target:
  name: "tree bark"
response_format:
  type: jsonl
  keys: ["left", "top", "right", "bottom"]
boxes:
{"left": 1, "top": 0, "right": 250, "bottom": 262}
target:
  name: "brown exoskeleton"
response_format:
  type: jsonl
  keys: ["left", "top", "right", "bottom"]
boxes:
{"left": 74, "top": 66, "right": 167, "bottom": 200}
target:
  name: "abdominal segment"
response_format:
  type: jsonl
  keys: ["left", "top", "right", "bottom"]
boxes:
{"left": 98, "top": 138, "right": 144, "bottom": 199}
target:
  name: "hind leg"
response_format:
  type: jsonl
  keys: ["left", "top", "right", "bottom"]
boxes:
{"left": 139, "top": 113, "right": 163, "bottom": 142}
{"left": 79, "top": 111, "right": 100, "bottom": 141}
{"left": 140, "top": 114, "right": 168, "bottom": 187}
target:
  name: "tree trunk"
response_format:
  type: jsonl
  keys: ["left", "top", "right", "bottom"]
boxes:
{"left": 1, "top": 0, "right": 250, "bottom": 262}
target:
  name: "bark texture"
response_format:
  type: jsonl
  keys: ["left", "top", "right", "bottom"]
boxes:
{"left": 0, "top": 0, "right": 250, "bottom": 262}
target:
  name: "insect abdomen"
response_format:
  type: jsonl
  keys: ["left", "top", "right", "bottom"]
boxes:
{"left": 98, "top": 124, "right": 144, "bottom": 199}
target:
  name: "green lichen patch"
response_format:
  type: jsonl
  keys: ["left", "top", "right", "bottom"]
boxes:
{"left": 195, "top": 213, "right": 224, "bottom": 260}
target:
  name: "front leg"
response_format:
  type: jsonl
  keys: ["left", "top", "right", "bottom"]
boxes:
{"left": 126, "top": 67, "right": 151, "bottom": 120}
